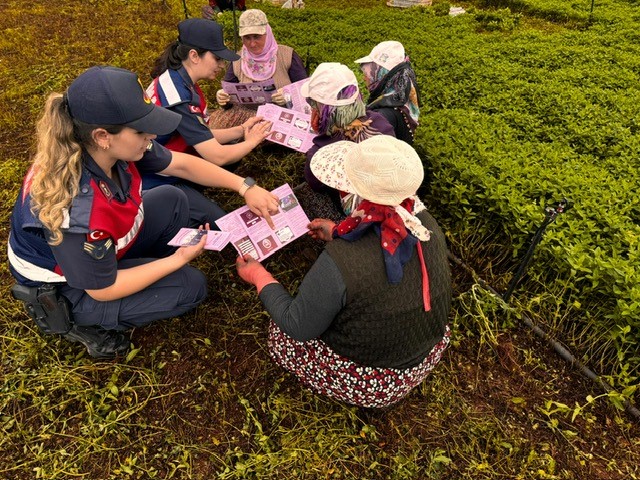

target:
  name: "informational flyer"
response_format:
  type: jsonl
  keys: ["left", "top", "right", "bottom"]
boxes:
{"left": 256, "top": 104, "right": 317, "bottom": 153}
{"left": 215, "top": 184, "right": 311, "bottom": 261}
{"left": 221, "top": 79, "right": 276, "bottom": 105}
{"left": 167, "top": 228, "right": 231, "bottom": 251}
{"left": 281, "top": 79, "right": 313, "bottom": 114}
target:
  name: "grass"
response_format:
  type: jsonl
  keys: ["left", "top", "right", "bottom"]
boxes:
{"left": 1, "top": 0, "right": 639, "bottom": 478}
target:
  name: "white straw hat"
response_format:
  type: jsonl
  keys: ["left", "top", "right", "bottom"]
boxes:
{"left": 300, "top": 62, "right": 359, "bottom": 107}
{"left": 310, "top": 135, "right": 424, "bottom": 206}
{"left": 354, "top": 41, "right": 406, "bottom": 71}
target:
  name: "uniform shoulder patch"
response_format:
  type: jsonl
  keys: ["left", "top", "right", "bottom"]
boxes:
{"left": 83, "top": 238, "right": 114, "bottom": 260}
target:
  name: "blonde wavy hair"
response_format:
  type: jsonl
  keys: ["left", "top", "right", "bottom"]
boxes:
{"left": 29, "top": 93, "right": 84, "bottom": 246}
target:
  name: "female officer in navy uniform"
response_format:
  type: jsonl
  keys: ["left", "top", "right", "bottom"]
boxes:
{"left": 147, "top": 19, "right": 272, "bottom": 229}
{"left": 8, "top": 66, "right": 279, "bottom": 359}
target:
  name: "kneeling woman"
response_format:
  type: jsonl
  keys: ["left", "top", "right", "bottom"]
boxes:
{"left": 8, "top": 66, "right": 279, "bottom": 359}
{"left": 237, "top": 136, "right": 451, "bottom": 408}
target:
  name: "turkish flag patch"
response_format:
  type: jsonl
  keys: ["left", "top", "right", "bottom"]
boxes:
{"left": 87, "top": 230, "right": 109, "bottom": 242}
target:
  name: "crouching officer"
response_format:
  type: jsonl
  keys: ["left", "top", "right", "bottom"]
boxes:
{"left": 7, "top": 65, "right": 278, "bottom": 359}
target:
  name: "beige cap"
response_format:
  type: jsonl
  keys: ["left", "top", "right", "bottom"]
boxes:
{"left": 239, "top": 9, "right": 269, "bottom": 37}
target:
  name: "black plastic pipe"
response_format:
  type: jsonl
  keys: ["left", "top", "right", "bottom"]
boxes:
{"left": 447, "top": 250, "right": 640, "bottom": 422}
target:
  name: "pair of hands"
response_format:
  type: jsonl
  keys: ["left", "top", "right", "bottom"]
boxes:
{"left": 178, "top": 218, "right": 336, "bottom": 287}
{"left": 216, "top": 88, "right": 288, "bottom": 107}
{"left": 240, "top": 115, "right": 272, "bottom": 147}
{"left": 235, "top": 218, "right": 336, "bottom": 290}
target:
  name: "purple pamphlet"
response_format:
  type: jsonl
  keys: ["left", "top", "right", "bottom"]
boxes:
{"left": 257, "top": 104, "right": 317, "bottom": 153}
{"left": 167, "top": 229, "right": 231, "bottom": 250}
{"left": 215, "top": 184, "right": 311, "bottom": 261}
{"left": 281, "top": 79, "right": 313, "bottom": 114}
{"left": 221, "top": 79, "right": 276, "bottom": 105}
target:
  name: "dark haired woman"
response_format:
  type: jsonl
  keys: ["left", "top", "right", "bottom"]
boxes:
{"left": 147, "top": 18, "right": 272, "bottom": 227}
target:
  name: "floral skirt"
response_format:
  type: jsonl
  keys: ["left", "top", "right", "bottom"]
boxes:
{"left": 268, "top": 321, "right": 451, "bottom": 409}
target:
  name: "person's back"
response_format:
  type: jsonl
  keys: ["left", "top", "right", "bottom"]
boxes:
{"left": 236, "top": 136, "right": 452, "bottom": 409}
{"left": 322, "top": 209, "right": 450, "bottom": 369}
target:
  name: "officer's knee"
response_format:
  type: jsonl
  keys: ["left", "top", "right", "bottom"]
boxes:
{"left": 181, "top": 266, "right": 208, "bottom": 306}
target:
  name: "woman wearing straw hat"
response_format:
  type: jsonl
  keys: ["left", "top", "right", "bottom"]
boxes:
{"left": 8, "top": 66, "right": 279, "bottom": 360}
{"left": 355, "top": 41, "right": 421, "bottom": 145}
{"left": 236, "top": 135, "right": 451, "bottom": 409}
{"left": 212, "top": 9, "right": 308, "bottom": 128}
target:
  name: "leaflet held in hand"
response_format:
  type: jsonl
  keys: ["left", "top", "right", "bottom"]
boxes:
{"left": 221, "top": 79, "right": 276, "bottom": 105}
{"left": 215, "top": 184, "right": 311, "bottom": 261}
{"left": 257, "top": 104, "right": 317, "bottom": 153}
{"left": 281, "top": 79, "right": 314, "bottom": 114}
{"left": 167, "top": 229, "right": 231, "bottom": 250}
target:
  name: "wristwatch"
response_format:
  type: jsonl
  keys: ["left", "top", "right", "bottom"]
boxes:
{"left": 239, "top": 177, "right": 257, "bottom": 197}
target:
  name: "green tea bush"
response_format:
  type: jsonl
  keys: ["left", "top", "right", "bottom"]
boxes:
{"left": 475, "top": 8, "right": 522, "bottom": 31}
{"left": 2, "top": 0, "right": 640, "bottom": 477}
{"left": 177, "top": 0, "right": 640, "bottom": 392}
{"left": 214, "top": 1, "right": 640, "bottom": 393}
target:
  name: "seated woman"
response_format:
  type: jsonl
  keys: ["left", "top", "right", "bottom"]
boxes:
{"left": 147, "top": 18, "right": 272, "bottom": 227}
{"left": 8, "top": 66, "right": 279, "bottom": 359}
{"left": 298, "top": 62, "right": 395, "bottom": 218}
{"left": 355, "top": 41, "right": 421, "bottom": 145}
{"left": 212, "top": 9, "right": 308, "bottom": 129}
{"left": 236, "top": 136, "right": 452, "bottom": 409}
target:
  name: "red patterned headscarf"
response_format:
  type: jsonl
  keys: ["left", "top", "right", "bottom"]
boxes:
{"left": 332, "top": 197, "right": 432, "bottom": 311}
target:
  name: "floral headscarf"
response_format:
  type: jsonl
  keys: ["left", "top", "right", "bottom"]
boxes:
{"left": 240, "top": 24, "right": 279, "bottom": 81}
{"left": 361, "top": 60, "right": 421, "bottom": 130}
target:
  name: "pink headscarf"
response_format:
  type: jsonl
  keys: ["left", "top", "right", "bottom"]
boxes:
{"left": 240, "top": 25, "right": 279, "bottom": 81}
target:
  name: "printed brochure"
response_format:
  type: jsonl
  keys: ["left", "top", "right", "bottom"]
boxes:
{"left": 281, "top": 79, "right": 313, "bottom": 114}
{"left": 215, "top": 184, "right": 310, "bottom": 261}
{"left": 256, "top": 104, "right": 317, "bottom": 153}
{"left": 221, "top": 79, "right": 276, "bottom": 105}
{"left": 167, "top": 229, "right": 231, "bottom": 250}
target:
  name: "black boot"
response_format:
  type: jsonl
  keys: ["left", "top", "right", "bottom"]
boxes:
{"left": 63, "top": 325, "right": 131, "bottom": 359}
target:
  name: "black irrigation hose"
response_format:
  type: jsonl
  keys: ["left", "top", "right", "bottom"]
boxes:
{"left": 447, "top": 251, "right": 640, "bottom": 422}
{"left": 503, "top": 199, "right": 572, "bottom": 302}
{"left": 181, "top": 0, "right": 189, "bottom": 19}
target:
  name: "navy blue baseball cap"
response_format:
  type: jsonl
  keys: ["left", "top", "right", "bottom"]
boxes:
{"left": 66, "top": 66, "right": 181, "bottom": 135}
{"left": 177, "top": 18, "right": 240, "bottom": 62}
